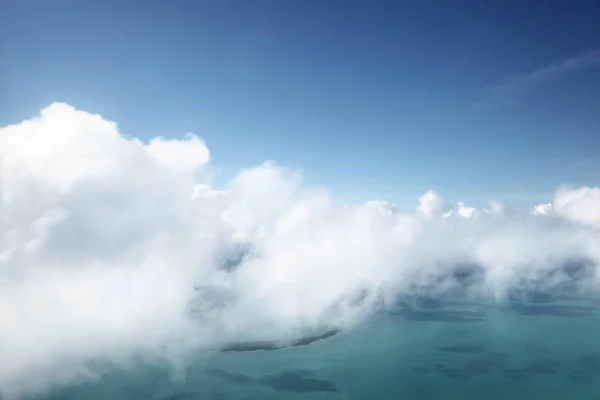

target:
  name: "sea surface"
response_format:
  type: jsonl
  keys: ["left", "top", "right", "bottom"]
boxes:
{"left": 38, "top": 293, "right": 600, "bottom": 400}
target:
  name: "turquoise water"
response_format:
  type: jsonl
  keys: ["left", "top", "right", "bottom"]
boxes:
{"left": 40, "top": 295, "right": 600, "bottom": 400}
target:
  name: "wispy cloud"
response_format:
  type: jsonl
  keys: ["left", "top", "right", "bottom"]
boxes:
{"left": 483, "top": 48, "right": 600, "bottom": 103}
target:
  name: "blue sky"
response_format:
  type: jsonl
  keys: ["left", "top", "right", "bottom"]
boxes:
{"left": 2, "top": 0, "right": 600, "bottom": 208}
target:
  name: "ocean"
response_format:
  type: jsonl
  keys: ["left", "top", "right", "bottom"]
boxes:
{"left": 38, "top": 293, "right": 600, "bottom": 400}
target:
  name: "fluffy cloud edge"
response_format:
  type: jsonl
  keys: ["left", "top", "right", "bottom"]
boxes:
{"left": 1, "top": 103, "right": 600, "bottom": 399}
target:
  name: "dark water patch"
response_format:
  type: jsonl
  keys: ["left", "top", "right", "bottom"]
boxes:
{"left": 291, "top": 329, "right": 340, "bottom": 346}
{"left": 259, "top": 370, "right": 339, "bottom": 393}
{"left": 221, "top": 341, "right": 280, "bottom": 352}
{"left": 522, "top": 359, "right": 565, "bottom": 374}
{"left": 569, "top": 370, "right": 596, "bottom": 382}
{"left": 434, "top": 364, "right": 471, "bottom": 380}
{"left": 501, "top": 358, "right": 564, "bottom": 382}
{"left": 437, "top": 345, "right": 487, "bottom": 354}
{"left": 396, "top": 309, "right": 485, "bottom": 323}
{"left": 451, "top": 264, "right": 484, "bottom": 286}
{"left": 508, "top": 290, "right": 554, "bottom": 304}
{"left": 395, "top": 299, "right": 412, "bottom": 309}
{"left": 562, "top": 259, "right": 596, "bottom": 281}
{"left": 430, "top": 351, "right": 507, "bottom": 380}
{"left": 416, "top": 297, "right": 444, "bottom": 309}
{"left": 527, "top": 292, "right": 553, "bottom": 304}
{"left": 502, "top": 369, "right": 534, "bottom": 382}
{"left": 442, "top": 300, "right": 483, "bottom": 309}
{"left": 205, "top": 369, "right": 255, "bottom": 384}
{"left": 393, "top": 296, "right": 443, "bottom": 310}
{"left": 525, "top": 259, "right": 596, "bottom": 290}
{"left": 220, "top": 329, "right": 340, "bottom": 352}
{"left": 569, "top": 370, "right": 596, "bottom": 383}
{"left": 462, "top": 353, "right": 507, "bottom": 373}
{"left": 425, "top": 350, "right": 598, "bottom": 384}
{"left": 278, "top": 368, "right": 313, "bottom": 377}
{"left": 161, "top": 392, "right": 199, "bottom": 400}
{"left": 410, "top": 366, "right": 430, "bottom": 374}
{"left": 524, "top": 343, "right": 549, "bottom": 355}
{"left": 44, "top": 389, "right": 80, "bottom": 400}
{"left": 205, "top": 368, "right": 338, "bottom": 394}
{"left": 553, "top": 294, "right": 600, "bottom": 305}
{"left": 508, "top": 303, "right": 596, "bottom": 317}
{"left": 577, "top": 354, "right": 600, "bottom": 374}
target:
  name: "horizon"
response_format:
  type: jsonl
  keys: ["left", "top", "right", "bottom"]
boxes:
{"left": 2, "top": 1, "right": 600, "bottom": 399}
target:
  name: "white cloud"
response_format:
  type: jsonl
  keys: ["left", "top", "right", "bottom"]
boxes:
{"left": 442, "top": 201, "right": 479, "bottom": 219}
{"left": 146, "top": 133, "right": 209, "bottom": 172}
{"left": 553, "top": 186, "right": 600, "bottom": 227}
{"left": 456, "top": 201, "right": 477, "bottom": 219}
{"left": 531, "top": 187, "right": 600, "bottom": 227}
{"left": 416, "top": 190, "right": 443, "bottom": 219}
{"left": 483, "top": 200, "right": 505, "bottom": 217}
{"left": 533, "top": 202, "right": 553, "bottom": 216}
{"left": 1, "top": 103, "right": 600, "bottom": 399}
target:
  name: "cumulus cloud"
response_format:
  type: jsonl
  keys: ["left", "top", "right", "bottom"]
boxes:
{"left": 533, "top": 202, "right": 553, "bottom": 216}
{"left": 531, "top": 187, "right": 600, "bottom": 228}
{"left": 146, "top": 134, "right": 210, "bottom": 172}
{"left": 456, "top": 201, "right": 477, "bottom": 219}
{"left": 443, "top": 201, "right": 478, "bottom": 219}
{"left": 553, "top": 186, "right": 600, "bottom": 227}
{"left": 1, "top": 103, "right": 600, "bottom": 398}
{"left": 416, "top": 190, "right": 443, "bottom": 219}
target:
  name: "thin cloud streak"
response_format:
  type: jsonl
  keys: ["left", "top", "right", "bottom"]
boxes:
{"left": 483, "top": 48, "right": 600, "bottom": 103}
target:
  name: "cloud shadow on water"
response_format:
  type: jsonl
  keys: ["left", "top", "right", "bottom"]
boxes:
{"left": 507, "top": 303, "right": 596, "bottom": 317}
{"left": 437, "top": 345, "right": 487, "bottom": 354}
{"left": 206, "top": 369, "right": 255, "bottom": 384}
{"left": 415, "top": 297, "right": 444, "bottom": 309}
{"left": 258, "top": 371, "right": 339, "bottom": 393}
{"left": 394, "top": 309, "right": 486, "bottom": 323}
{"left": 501, "top": 358, "right": 566, "bottom": 382}
{"left": 417, "top": 351, "right": 600, "bottom": 384}
{"left": 569, "top": 353, "right": 600, "bottom": 382}
{"left": 160, "top": 392, "right": 200, "bottom": 400}
{"left": 205, "top": 368, "right": 339, "bottom": 394}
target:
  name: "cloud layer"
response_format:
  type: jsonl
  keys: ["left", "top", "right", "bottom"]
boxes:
{"left": 1, "top": 103, "right": 599, "bottom": 398}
